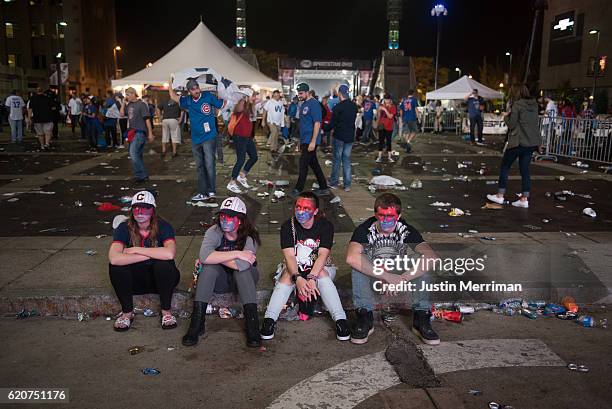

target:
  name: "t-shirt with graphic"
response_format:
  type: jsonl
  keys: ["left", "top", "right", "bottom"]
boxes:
{"left": 350, "top": 217, "right": 424, "bottom": 263}
{"left": 467, "top": 95, "right": 484, "bottom": 118}
{"left": 179, "top": 92, "right": 224, "bottom": 144}
{"left": 363, "top": 99, "right": 375, "bottom": 121}
{"left": 126, "top": 100, "right": 150, "bottom": 132}
{"left": 83, "top": 103, "right": 98, "bottom": 123}
{"left": 400, "top": 96, "right": 418, "bottom": 122}
{"left": 264, "top": 99, "right": 285, "bottom": 126}
{"left": 280, "top": 217, "right": 334, "bottom": 275}
{"left": 113, "top": 219, "right": 176, "bottom": 265}
{"left": 299, "top": 98, "right": 323, "bottom": 145}
{"left": 5, "top": 95, "right": 25, "bottom": 120}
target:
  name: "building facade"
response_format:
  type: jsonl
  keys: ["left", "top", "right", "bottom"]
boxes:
{"left": 0, "top": 0, "right": 116, "bottom": 98}
{"left": 539, "top": 0, "right": 611, "bottom": 112}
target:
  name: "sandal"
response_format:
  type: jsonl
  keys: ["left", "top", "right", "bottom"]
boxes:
{"left": 161, "top": 314, "right": 177, "bottom": 330}
{"left": 113, "top": 313, "right": 134, "bottom": 332}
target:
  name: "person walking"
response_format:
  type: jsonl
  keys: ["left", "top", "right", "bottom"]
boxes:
{"left": 263, "top": 90, "right": 285, "bottom": 153}
{"left": 226, "top": 98, "right": 257, "bottom": 194}
{"left": 5, "top": 90, "right": 25, "bottom": 144}
{"left": 83, "top": 96, "right": 100, "bottom": 152}
{"left": 329, "top": 84, "right": 358, "bottom": 191}
{"left": 103, "top": 93, "right": 121, "bottom": 148}
{"left": 67, "top": 93, "right": 82, "bottom": 137}
{"left": 434, "top": 100, "right": 443, "bottom": 133}
{"left": 376, "top": 94, "right": 397, "bottom": 163}
{"left": 120, "top": 87, "right": 154, "bottom": 183}
{"left": 399, "top": 89, "right": 419, "bottom": 152}
{"left": 486, "top": 84, "right": 541, "bottom": 209}
{"left": 466, "top": 89, "right": 485, "bottom": 145}
{"left": 158, "top": 98, "right": 183, "bottom": 158}
{"left": 361, "top": 95, "right": 376, "bottom": 144}
{"left": 289, "top": 83, "right": 330, "bottom": 197}
{"left": 27, "top": 88, "right": 54, "bottom": 151}
{"left": 169, "top": 78, "right": 225, "bottom": 201}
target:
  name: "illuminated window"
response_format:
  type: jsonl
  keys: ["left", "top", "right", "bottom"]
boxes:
{"left": 31, "top": 23, "right": 45, "bottom": 37}
{"left": 5, "top": 22, "right": 14, "bottom": 38}
{"left": 7, "top": 53, "right": 17, "bottom": 67}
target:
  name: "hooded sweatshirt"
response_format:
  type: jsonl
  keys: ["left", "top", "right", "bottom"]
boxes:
{"left": 504, "top": 98, "right": 541, "bottom": 149}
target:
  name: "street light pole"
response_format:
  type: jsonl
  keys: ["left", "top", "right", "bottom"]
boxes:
{"left": 431, "top": 4, "right": 448, "bottom": 90}
{"left": 55, "top": 52, "right": 62, "bottom": 105}
{"left": 505, "top": 51, "right": 513, "bottom": 85}
{"left": 455, "top": 67, "right": 461, "bottom": 79}
{"left": 590, "top": 29, "right": 601, "bottom": 102}
{"left": 113, "top": 46, "right": 121, "bottom": 79}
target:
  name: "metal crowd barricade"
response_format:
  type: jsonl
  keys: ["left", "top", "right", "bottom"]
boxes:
{"left": 420, "top": 111, "right": 463, "bottom": 134}
{"left": 537, "top": 116, "right": 612, "bottom": 164}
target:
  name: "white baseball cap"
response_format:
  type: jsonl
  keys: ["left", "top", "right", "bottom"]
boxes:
{"left": 131, "top": 190, "right": 156, "bottom": 208}
{"left": 218, "top": 197, "right": 247, "bottom": 217}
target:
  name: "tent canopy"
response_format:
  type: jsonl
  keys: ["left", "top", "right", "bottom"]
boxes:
{"left": 426, "top": 76, "right": 503, "bottom": 100}
{"left": 111, "top": 22, "right": 280, "bottom": 90}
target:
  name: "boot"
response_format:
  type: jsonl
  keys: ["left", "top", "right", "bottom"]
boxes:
{"left": 182, "top": 301, "right": 206, "bottom": 347}
{"left": 243, "top": 303, "right": 261, "bottom": 348}
{"left": 411, "top": 310, "right": 440, "bottom": 345}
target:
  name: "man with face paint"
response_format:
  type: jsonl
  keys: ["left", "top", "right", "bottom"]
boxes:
{"left": 169, "top": 77, "right": 225, "bottom": 202}
{"left": 108, "top": 190, "right": 180, "bottom": 332}
{"left": 182, "top": 197, "right": 262, "bottom": 347}
{"left": 289, "top": 83, "right": 330, "bottom": 198}
{"left": 346, "top": 193, "right": 441, "bottom": 345}
{"left": 261, "top": 192, "right": 350, "bottom": 341}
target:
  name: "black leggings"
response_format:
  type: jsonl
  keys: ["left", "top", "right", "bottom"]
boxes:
{"left": 109, "top": 260, "right": 180, "bottom": 313}
{"left": 378, "top": 128, "right": 392, "bottom": 151}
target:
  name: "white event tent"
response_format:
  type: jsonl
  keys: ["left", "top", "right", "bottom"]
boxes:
{"left": 426, "top": 75, "right": 503, "bottom": 100}
{"left": 111, "top": 21, "right": 280, "bottom": 92}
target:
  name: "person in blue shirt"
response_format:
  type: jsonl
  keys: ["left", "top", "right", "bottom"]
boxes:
{"left": 103, "top": 91, "right": 120, "bottom": 148}
{"left": 399, "top": 89, "right": 419, "bottom": 153}
{"left": 289, "top": 82, "right": 330, "bottom": 198}
{"left": 169, "top": 78, "right": 225, "bottom": 202}
{"left": 465, "top": 88, "right": 484, "bottom": 144}
{"left": 361, "top": 96, "right": 376, "bottom": 145}
{"left": 327, "top": 89, "right": 339, "bottom": 112}
{"left": 82, "top": 96, "right": 100, "bottom": 152}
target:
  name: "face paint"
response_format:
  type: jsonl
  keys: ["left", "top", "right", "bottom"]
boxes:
{"left": 219, "top": 213, "right": 239, "bottom": 232}
{"left": 295, "top": 198, "right": 316, "bottom": 225}
{"left": 133, "top": 206, "right": 154, "bottom": 223}
{"left": 375, "top": 207, "right": 399, "bottom": 232}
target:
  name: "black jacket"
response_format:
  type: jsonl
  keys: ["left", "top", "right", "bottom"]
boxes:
{"left": 330, "top": 99, "right": 358, "bottom": 143}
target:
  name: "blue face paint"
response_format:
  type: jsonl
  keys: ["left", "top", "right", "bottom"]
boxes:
{"left": 220, "top": 219, "right": 237, "bottom": 232}
{"left": 379, "top": 219, "right": 397, "bottom": 232}
{"left": 295, "top": 210, "right": 314, "bottom": 224}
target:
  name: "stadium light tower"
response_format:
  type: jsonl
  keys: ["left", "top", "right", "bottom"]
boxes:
{"left": 387, "top": 0, "right": 402, "bottom": 50}
{"left": 431, "top": 3, "right": 448, "bottom": 90}
{"left": 236, "top": 0, "right": 247, "bottom": 48}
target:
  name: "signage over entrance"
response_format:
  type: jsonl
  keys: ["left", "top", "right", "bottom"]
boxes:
{"left": 299, "top": 60, "right": 355, "bottom": 69}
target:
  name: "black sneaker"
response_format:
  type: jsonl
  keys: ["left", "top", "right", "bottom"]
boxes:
{"left": 350, "top": 308, "right": 374, "bottom": 345}
{"left": 260, "top": 317, "right": 276, "bottom": 340}
{"left": 411, "top": 310, "right": 440, "bottom": 345}
{"left": 336, "top": 319, "right": 350, "bottom": 341}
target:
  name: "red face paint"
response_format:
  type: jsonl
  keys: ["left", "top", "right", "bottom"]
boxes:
{"left": 375, "top": 207, "right": 399, "bottom": 223}
{"left": 295, "top": 198, "right": 316, "bottom": 213}
{"left": 219, "top": 213, "right": 239, "bottom": 223}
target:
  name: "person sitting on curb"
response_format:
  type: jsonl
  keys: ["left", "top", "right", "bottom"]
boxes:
{"left": 260, "top": 192, "right": 350, "bottom": 342}
{"left": 182, "top": 197, "right": 262, "bottom": 348}
{"left": 108, "top": 190, "right": 180, "bottom": 332}
{"left": 346, "top": 193, "right": 441, "bottom": 345}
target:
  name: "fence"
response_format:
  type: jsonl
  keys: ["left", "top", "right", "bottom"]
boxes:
{"left": 538, "top": 116, "right": 612, "bottom": 165}
{"left": 420, "top": 111, "right": 464, "bottom": 134}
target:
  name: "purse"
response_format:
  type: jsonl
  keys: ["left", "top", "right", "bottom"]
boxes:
{"left": 227, "top": 113, "right": 243, "bottom": 136}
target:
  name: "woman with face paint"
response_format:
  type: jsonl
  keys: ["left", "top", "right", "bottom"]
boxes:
{"left": 260, "top": 192, "right": 350, "bottom": 342}
{"left": 108, "top": 190, "right": 180, "bottom": 331}
{"left": 182, "top": 196, "right": 262, "bottom": 347}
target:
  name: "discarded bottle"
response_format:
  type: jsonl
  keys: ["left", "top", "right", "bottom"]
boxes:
{"left": 544, "top": 303, "right": 566, "bottom": 316}
{"left": 520, "top": 308, "right": 537, "bottom": 319}
{"left": 576, "top": 315, "right": 594, "bottom": 327}
{"left": 206, "top": 304, "right": 219, "bottom": 315}
{"left": 456, "top": 304, "right": 475, "bottom": 314}
{"left": 499, "top": 298, "right": 522, "bottom": 309}
{"left": 143, "top": 308, "right": 155, "bottom": 317}
{"left": 524, "top": 300, "right": 546, "bottom": 309}
{"left": 561, "top": 296, "right": 578, "bottom": 313}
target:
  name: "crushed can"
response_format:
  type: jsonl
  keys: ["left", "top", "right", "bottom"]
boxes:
{"left": 525, "top": 300, "right": 546, "bottom": 309}
{"left": 520, "top": 308, "right": 537, "bottom": 319}
{"left": 544, "top": 303, "right": 566, "bottom": 316}
{"left": 499, "top": 298, "right": 522, "bottom": 309}
{"left": 576, "top": 315, "right": 594, "bottom": 327}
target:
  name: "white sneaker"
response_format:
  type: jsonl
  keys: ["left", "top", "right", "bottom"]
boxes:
{"left": 236, "top": 175, "right": 251, "bottom": 189}
{"left": 512, "top": 199, "right": 529, "bottom": 208}
{"left": 207, "top": 192, "right": 216, "bottom": 199}
{"left": 191, "top": 193, "right": 207, "bottom": 201}
{"left": 376, "top": 156, "right": 382, "bottom": 163}
{"left": 487, "top": 194, "right": 505, "bottom": 205}
{"left": 227, "top": 182, "right": 243, "bottom": 194}
{"left": 388, "top": 157, "right": 395, "bottom": 163}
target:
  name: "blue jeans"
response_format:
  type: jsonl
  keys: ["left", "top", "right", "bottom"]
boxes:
{"left": 351, "top": 269, "right": 432, "bottom": 312}
{"left": 362, "top": 119, "right": 373, "bottom": 142}
{"left": 9, "top": 119, "right": 23, "bottom": 142}
{"left": 192, "top": 138, "right": 217, "bottom": 195}
{"left": 129, "top": 132, "right": 147, "bottom": 180}
{"left": 330, "top": 139, "right": 353, "bottom": 187}
{"left": 231, "top": 136, "right": 258, "bottom": 179}
{"left": 498, "top": 145, "right": 536, "bottom": 197}
{"left": 216, "top": 131, "right": 224, "bottom": 164}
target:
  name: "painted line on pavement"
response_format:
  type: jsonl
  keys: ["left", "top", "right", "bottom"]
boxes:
{"left": 266, "top": 338, "right": 566, "bottom": 409}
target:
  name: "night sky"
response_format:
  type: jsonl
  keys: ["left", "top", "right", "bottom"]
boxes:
{"left": 116, "top": 0, "right": 536, "bottom": 79}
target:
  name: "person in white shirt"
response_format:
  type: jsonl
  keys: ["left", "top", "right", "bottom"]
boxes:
{"left": 68, "top": 94, "right": 83, "bottom": 137}
{"left": 5, "top": 90, "right": 25, "bottom": 143}
{"left": 262, "top": 90, "right": 285, "bottom": 152}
